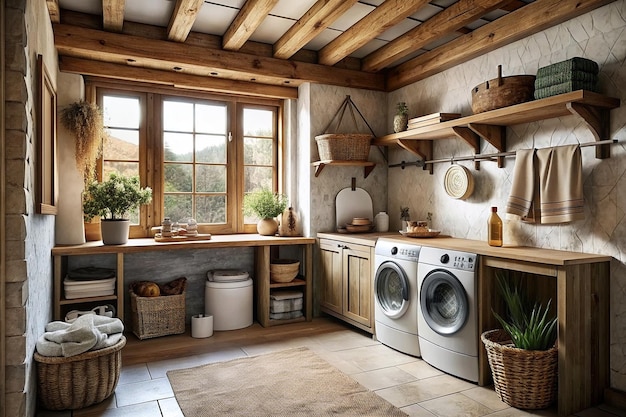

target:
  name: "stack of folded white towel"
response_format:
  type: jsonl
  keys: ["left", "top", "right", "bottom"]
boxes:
{"left": 36, "top": 314, "right": 124, "bottom": 357}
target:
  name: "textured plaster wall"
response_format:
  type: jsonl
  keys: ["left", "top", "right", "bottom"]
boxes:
{"left": 4, "top": 0, "right": 57, "bottom": 415}
{"left": 305, "top": 84, "right": 388, "bottom": 236}
{"left": 387, "top": 0, "right": 626, "bottom": 391}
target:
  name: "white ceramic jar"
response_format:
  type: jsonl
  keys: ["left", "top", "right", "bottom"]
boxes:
{"left": 374, "top": 212, "right": 389, "bottom": 232}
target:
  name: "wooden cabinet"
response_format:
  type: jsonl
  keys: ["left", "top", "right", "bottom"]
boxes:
{"left": 318, "top": 238, "right": 374, "bottom": 333}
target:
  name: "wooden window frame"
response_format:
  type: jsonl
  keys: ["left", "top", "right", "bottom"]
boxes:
{"left": 36, "top": 54, "right": 58, "bottom": 215}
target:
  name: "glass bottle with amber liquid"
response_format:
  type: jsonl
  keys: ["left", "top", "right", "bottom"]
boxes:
{"left": 488, "top": 206, "right": 503, "bottom": 247}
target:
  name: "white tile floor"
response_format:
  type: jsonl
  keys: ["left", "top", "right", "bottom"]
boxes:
{"left": 36, "top": 319, "right": 625, "bottom": 417}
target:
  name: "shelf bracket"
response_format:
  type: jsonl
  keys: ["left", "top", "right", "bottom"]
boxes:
{"left": 468, "top": 123, "right": 506, "bottom": 168}
{"left": 567, "top": 102, "right": 610, "bottom": 159}
{"left": 312, "top": 160, "right": 376, "bottom": 178}
{"left": 398, "top": 140, "right": 433, "bottom": 174}
{"left": 452, "top": 127, "right": 481, "bottom": 170}
{"left": 314, "top": 162, "right": 326, "bottom": 177}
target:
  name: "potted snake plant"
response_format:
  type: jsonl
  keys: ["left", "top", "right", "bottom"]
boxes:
{"left": 481, "top": 271, "right": 558, "bottom": 409}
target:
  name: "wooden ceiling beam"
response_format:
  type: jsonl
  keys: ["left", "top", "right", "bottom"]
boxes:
{"left": 58, "top": 56, "right": 298, "bottom": 99}
{"left": 53, "top": 23, "right": 385, "bottom": 90}
{"left": 318, "top": 0, "right": 431, "bottom": 66}
{"left": 223, "top": 0, "right": 279, "bottom": 51}
{"left": 102, "top": 0, "right": 125, "bottom": 32}
{"left": 363, "top": 0, "right": 511, "bottom": 72}
{"left": 167, "top": 0, "right": 204, "bottom": 42}
{"left": 386, "top": 0, "right": 617, "bottom": 91}
{"left": 499, "top": 0, "right": 526, "bottom": 12}
{"left": 273, "top": 0, "right": 358, "bottom": 60}
{"left": 46, "top": 0, "right": 60, "bottom": 24}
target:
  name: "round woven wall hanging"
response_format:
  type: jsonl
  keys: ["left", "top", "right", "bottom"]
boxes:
{"left": 444, "top": 165, "right": 474, "bottom": 200}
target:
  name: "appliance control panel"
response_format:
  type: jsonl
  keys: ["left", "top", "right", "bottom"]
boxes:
{"left": 375, "top": 239, "right": 420, "bottom": 262}
{"left": 451, "top": 254, "right": 476, "bottom": 272}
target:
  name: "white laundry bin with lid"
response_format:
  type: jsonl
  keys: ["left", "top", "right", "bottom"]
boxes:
{"left": 205, "top": 270, "right": 253, "bottom": 331}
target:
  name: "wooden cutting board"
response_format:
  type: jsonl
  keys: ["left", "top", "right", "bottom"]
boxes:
{"left": 335, "top": 187, "right": 373, "bottom": 230}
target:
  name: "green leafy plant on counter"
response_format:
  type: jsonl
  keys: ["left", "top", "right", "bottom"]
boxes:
{"left": 83, "top": 173, "right": 152, "bottom": 221}
{"left": 243, "top": 189, "right": 288, "bottom": 219}
{"left": 492, "top": 271, "right": 557, "bottom": 351}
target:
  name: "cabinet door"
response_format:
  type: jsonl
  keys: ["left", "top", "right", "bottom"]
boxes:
{"left": 319, "top": 240, "right": 343, "bottom": 314}
{"left": 342, "top": 244, "right": 372, "bottom": 327}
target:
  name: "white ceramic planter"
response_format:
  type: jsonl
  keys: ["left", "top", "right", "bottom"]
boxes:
{"left": 100, "top": 219, "right": 130, "bottom": 245}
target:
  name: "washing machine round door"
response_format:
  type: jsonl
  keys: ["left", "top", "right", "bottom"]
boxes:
{"left": 375, "top": 261, "right": 409, "bottom": 319}
{"left": 420, "top": 269, "right": 468, "bottom": 335}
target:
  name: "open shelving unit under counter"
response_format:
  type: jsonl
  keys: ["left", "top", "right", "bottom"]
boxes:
{"left": 372, "top": 90, "right": 620, "bottom": 174}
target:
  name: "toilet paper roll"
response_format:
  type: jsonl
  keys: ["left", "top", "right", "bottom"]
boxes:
{"left": 191, "top": 314, "right": 214, "bottom": 338}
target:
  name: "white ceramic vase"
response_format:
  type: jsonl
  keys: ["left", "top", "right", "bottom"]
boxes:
{"left": 100, "top": 219, "right": 130, "bottom": 245}
{"left": 257, "top": 218, "right": 278, "bottom": 236}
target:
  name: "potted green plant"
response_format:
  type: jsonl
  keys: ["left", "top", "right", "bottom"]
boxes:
{"left": 481, "top": 272, "right": 558, "bottom": 410}
{"left": 243, "top": 189, "right": 288, "bottom": 236}
{"left": 83, "top": 173, "right": 152, "bottom": 244}
{"left": 393, "top": 102, "right": 409, "bottom": 133}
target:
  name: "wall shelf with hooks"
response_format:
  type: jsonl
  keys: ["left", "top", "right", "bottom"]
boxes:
{"left": 372, "top": 90, "right": 620, "bottom": 174}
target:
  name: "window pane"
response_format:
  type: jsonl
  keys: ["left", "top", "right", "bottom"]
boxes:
{"left": 196, "top": 104, "right": 227, "bottom": 134}
{"left": 103, "top": 96, "right": 139, "bottom": 129}
{"left": 196, "top": 134, "right": 226, "bottom": 163}
{"left": 244, "top": 166, "right": 272, "bottom": 192}
{"left": 163, "top": 101, "right": 194, "bottom": 132}
{"left": 196, "top": 195, "right": 226, "bottom": 223}
{"left": 104, "top": 129, "right": 139, "bottom": 160}
{"left": 243, "top": 108, "right": 273, "bottom": 137}
{"left": 244, "top": 137, "right": 273, "bottom": 165}
{"left": 164, "top": 194, "right": 192, "bottom": 222}
{"left": 165, "top": 164, "right": 193, "bottom": 192}
{"left": 103, "top": 161, "right": 139, "bottom": 179}
{"left": 164, "top": 132, "right": 193, "bottom": 162}
{"left": 196, "top": 165, "right": 225, "bottom": 192}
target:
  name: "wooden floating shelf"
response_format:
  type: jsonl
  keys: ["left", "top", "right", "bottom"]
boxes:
{"left": 312, "top": 160, "right": 376, "bottom": 178}
{"left": 372, "top": 90, "right": 620, "bottom": 173}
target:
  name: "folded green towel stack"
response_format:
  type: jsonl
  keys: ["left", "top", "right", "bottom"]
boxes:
{"left": 534, "top": 57, "right": 599, "bottom": 99}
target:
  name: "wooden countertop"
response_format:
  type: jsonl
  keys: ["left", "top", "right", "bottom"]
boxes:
{"left": 317, "top": 232, "right": 611, "bottom": 266}
{"left": 316, "top": 232, "right": 397, "bottom": 247}
{"left": 382, "top": 235, "right": 611, "bottom": 266}
{"left": 52, "top": 234, "right": 316, "bottom": 256}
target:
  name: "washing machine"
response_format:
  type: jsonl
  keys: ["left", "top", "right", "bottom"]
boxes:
{"left": 374, "top": 238, "right": 421, "bottom": 357}
{"left": 417, "top": 246, "right": 479, "bottom": 382}
{"left": 205, "top": 270, "right": 253, "bottom": 331}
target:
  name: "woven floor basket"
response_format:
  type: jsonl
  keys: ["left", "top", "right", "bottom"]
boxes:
{"left": 481, "top": 329, "right": 557, "bottom": 409}
{"left": 130, "top": 290, "right": 186, "bottom": 339}
{"left": 34, "top": 336, "right": 126, "bottom": 410}
{"left": 315, "top": 133, "right": 372, "bottom": 161}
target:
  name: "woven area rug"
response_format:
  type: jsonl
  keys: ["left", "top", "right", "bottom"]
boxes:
{"left": 167, "top": 347, "right": 407, "bottom": 416}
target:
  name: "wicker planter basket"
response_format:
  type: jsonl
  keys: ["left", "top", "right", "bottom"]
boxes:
{"left": 481, "top": 329, "right": 557, "bottom": 409}
{"left": 315, "top": 133, "right": 372, "bottom": 161}
{"left": 34, "top": 336, "right": 126, "bottom": 410}
{"left": 270, "top": 259, "right": 300, "bottom": 283}
{"left": 130, "top": 290, "right": 186, "bottom": 339}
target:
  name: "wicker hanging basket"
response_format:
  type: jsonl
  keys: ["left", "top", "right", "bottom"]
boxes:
{"left": 315, "top": 95, "right": 376, "bottom": 161}
{"left": 481, "top": 329, "right": 558, "bottom": 409}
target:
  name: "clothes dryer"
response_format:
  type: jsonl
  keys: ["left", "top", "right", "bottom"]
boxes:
{"left": 374, "top": 238, "right": 421, "bottom": 357}
{"left": 417, "top": 247, "right": 479, "bottom": 381}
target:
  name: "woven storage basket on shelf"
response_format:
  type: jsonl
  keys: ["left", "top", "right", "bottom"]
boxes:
{"left": 481, "top": 329, "right": 558, "bottom": 409}
{"left": 270, "top": 259, "right": 300, "bottom": 283}
{"left": 34, "top": 336, "right": 126, "bottom": 410}
{"left": 315, "top": 133, "right": 372, "bottom": 161}
{"left": 130, "top": 290, "right": 186, "bottom": 339}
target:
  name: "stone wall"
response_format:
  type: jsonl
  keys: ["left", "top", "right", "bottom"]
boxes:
{"left": 3, "top": 0, "right": 57, "bottom": 415}
{"left": 386, "top": 0, "right": 626, "bottom": 392}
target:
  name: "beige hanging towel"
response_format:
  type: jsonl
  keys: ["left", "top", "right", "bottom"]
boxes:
{"left": 535, "top": 144, "right": 584, "bottom": 224}
{"left": 506, "top": 148, "right": 536, "bottom": 221}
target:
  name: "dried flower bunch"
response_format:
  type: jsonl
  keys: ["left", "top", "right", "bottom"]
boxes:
{"left": 61, "top": 101, "right": 105, "bottom": 185}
